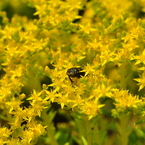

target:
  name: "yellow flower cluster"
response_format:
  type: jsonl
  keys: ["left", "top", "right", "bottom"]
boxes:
{"left": 1, "top": 0, "right": 145, "bottom": 144}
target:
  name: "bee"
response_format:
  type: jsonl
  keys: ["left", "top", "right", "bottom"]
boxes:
{"left": 66, "top": 67, "right": 85, "bottom": 83}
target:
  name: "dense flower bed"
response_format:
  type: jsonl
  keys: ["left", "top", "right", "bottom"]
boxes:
{"left": 1, "top": 0, "right": 145, "bottom": 144}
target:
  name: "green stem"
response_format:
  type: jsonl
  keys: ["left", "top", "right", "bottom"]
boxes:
{"left": 92, "top": 117, "right": 102, "bottom": 145}
{"left": 117, "top": 113, "right": 131, "bottom": 145}
{"left": 120, "top": 64, "right": 127, "bottom": 89}
{"left": 84, "top": 116, "right": 92, "bottom": 145}
{"left": 41, "top": 109, "right": 58, "bottom": 145}
{"left": 74, "top": 114, "right": 92, "bottom": 145}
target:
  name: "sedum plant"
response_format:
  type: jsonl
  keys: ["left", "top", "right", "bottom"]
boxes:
{"left": 1, "top": 0, "right": 145, "bottom": 145}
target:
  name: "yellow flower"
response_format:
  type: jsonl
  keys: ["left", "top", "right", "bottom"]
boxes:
{"left": 67, "top": 0, "right": 82, "bottom": 11}
{"left": 0, "top": 127, "right": 12, "bottom": 138}
{"left": 134, "top": 72, "right": 145, "bottom": 91}
{"left": 22, "top": 107, "right": 37, "bottom": 122}
{"left": 34, "top": 4, "right": 47, "bottom": 16}
{"left": 10, "top": 66, "right": 23, "bottom": 78}
{"left": 6, "top": 98, "right": 23, "bottom": 113}
{"left": 45, "top": 90, "right": 57, "bottom": 103}
{"left": 113, "top": 90, "right": 141, "bottom": 111}
{"left": 102, "top": 0, "right": 132, "bottom": 17}
{"left": 56, "top": 93, "right": 69, "bottom": 109}
{"left": 6, "top": 138, "right": 20, "bottom": 145}
{"left": 28, "top": 90, "right": 42, "bottom": 102}
{"left": 87, "top": 38, "right": 103, "bottom": 50}
{"left": 93, "top": 84, "right": 113, "bottom": 102}
{"left": 22, "top": 129, "right": 35, "bottom": 144}
{"left": 132, "top": 50, "right": 145, "bottom": 65}
{"left": 81, "top": 101, "right": 105, "bottom": 120}
{"left": 28, "top": 121, "right": 46, "bottom": 137}
{"left": 21, "top": 122, "right": 46, "bottom": 144}
{"left": 1, "top": 26, "right": 13, "bottom": 39}
{"left": 100, "top": 47, "right": 115, "bottom": 66}
{"left": 69, "top": 94, "right": 84, "bottom": 108}
{"left": 80, "top": 23, "right": 96, "bottom": 34}
{"left": 83, "top": 63, "right": 95, "bottom": 76}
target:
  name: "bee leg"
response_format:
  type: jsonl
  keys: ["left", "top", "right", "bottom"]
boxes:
{"left": 69, "top": 76, "right": 73, "bottom": 83}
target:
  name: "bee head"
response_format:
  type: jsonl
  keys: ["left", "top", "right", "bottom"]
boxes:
{"left": 66, "top": 67, "right": 85, "bottom": 83}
